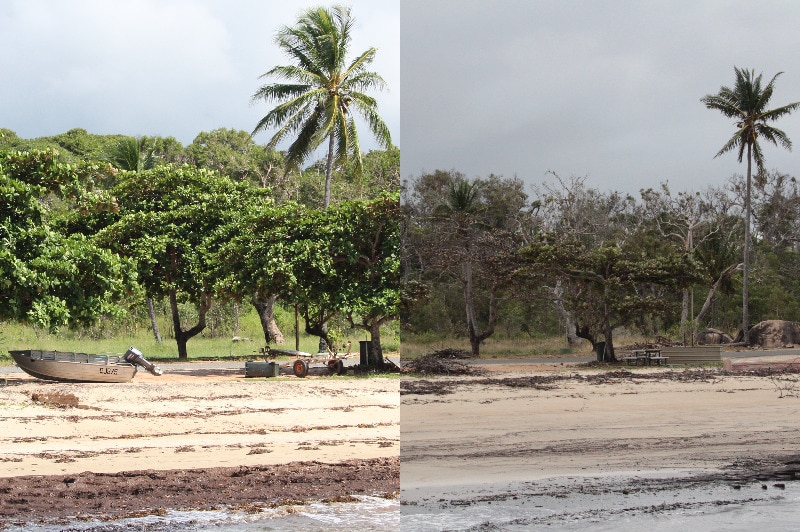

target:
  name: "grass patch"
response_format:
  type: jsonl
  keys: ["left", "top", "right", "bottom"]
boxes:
{"left": 400, "top": 332, "right": 661, "bottom": 361}
{"left": 0, "top": 315, "right": 398, "bottom": 365}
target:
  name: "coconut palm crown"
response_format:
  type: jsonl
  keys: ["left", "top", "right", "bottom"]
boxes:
{"left": 252, "top": 5, "right": 392, "bottom": 208}
{"left": 701, "top": 67, "right": 800, "bottom": 341}
{"left": 701, "top": 67, "right": 799, "bottom": 181}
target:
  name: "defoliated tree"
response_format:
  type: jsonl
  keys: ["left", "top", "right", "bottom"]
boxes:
{"left": 408, "top": 171, "right": 529, "bottom": 357}
{"left": 252, "top": 5, "right": 392, "bottom": 208}
{"left": 701, "top": 67, "right": 800, "bottom": 342}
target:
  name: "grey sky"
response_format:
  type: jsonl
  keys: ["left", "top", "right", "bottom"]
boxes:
{"left": 401, "top": 0, "right": 800, "bottom": 195}
{"left": 1, "top": 0, "right": 399, "bottom": 158}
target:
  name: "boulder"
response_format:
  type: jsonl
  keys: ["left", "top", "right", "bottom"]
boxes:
{"left": 747, "top": 320, "right": 800, "bottom": 348}
{"left": 696, "top": 328, "right": 733, "bottom": 345}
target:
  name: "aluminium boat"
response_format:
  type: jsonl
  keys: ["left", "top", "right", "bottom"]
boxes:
{"left": 9, "top": 346, "right": 163, "bottom": 383}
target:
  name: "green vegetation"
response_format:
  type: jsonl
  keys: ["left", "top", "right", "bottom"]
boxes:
{"left": 0, "top": 305, "right": 398, "bottom": 364}
{"left": 0, "top": 5, "right": 399, "bottom": 367}
{"left": 252, "top": 5, "right": 393, "bottom": 208}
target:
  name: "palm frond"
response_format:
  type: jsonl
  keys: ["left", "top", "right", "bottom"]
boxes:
{"left": 350, "top": 94, "right": 392, "bottom": 148}
{"left": 341, "top": 47, "right": 377, "bottom": 81}
{"left": 251, "top": 4, "right": 390, "bottom": 204}
{"left": 346, "top": 70, "right": 387, "bottom": 93}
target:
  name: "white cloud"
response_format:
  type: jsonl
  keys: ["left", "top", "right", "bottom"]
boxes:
{"left": 0, "top": 0, "right": 399, "bottom": 153}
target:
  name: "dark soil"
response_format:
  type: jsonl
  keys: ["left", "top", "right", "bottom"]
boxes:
{"left": 0, "top": 457, "right": 399, "bottom": 525}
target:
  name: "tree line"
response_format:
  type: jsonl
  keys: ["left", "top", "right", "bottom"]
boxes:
{"left": 0, "top": 137, "right": 399, "bottom": 364}
{"left": 402, "top": 169, "right": 800, "bottom": 361}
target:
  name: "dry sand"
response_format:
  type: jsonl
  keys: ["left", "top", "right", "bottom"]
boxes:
{"left": 401, "top": 362, "right": 800, "bottom": 489}
{"left": 0, "top": 364, "right": 399, "bottom": 522}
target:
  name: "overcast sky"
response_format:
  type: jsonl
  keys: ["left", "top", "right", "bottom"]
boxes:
{"left": 401, "top": 0, "right": 800, "bottom": 195}
{"left": 0, "top": 0, "right": 399, "bottom": 158}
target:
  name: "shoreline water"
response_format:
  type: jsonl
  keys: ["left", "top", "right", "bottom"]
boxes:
{"left": 401, "top": 362, "right": 800, "bottom": 529}
{"left": 401, "top": 472, "right": 800, "bottom": 531}
{"left": 6, "top": 495, "right": 400, "bottom": 531}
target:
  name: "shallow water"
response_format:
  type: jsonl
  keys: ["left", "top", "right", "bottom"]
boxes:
{"left": 401, "top": 475, "right": 800, "bottom": 531}
{"left": 3, "top": 496, "right": 399, "bottom": 532}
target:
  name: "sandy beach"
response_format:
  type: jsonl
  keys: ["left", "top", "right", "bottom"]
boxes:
{"left": 401, "top": 361, "right": 800, "bottom": 529}
{"left": 0, "top": 363, "right": 399, "bottom": 525}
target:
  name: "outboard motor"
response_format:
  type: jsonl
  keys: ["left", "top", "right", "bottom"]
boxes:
{"left": 123, "top": 346, "right": 164, "bottom": 376}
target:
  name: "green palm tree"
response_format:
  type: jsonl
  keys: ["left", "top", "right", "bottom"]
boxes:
{"left": 106, "top": 136, "right": 157, "bottom": 173}
{"left": 251, "top": 5, "right": 392, "bottom": 208}
{"left": 701, "top": 67, "right": 800, "bottom": 342}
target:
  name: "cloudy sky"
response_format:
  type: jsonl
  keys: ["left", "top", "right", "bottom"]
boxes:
{"left": 0, "top": 0, "right": 399, "bottom": 156}
{"left": 401, "top": 0, "right": 800, "bottom": 195}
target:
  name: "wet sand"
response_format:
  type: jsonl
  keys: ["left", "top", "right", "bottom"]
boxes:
{"left": 401, "top": 362, "right": 800, "bottom": 528}
{"left": 0, "top": 365, "right": 399, "bottom": 524}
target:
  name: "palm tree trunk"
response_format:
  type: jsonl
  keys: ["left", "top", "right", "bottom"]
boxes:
{"left": 323, "top": 132, "right": 335, "bottom": 209}
{"left": 743, "top": 144, "right": 752, "bottom": 345}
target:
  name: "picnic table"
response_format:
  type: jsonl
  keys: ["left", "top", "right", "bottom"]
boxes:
{"left": 623, "top": 349, "right": 668, "bottom": 366}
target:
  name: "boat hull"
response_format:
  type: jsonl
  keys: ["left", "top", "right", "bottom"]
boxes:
{"left": 9, "top": 350, "right": 138, "bottom": 383}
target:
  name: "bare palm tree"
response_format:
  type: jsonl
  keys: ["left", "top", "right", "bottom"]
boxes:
{"left": 701, "top": 67, "right": 800, "bottom": 342}
{"left": 252, "top": 5, "right": 392, "bottom": 208}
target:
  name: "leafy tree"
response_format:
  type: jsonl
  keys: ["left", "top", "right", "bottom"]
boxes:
{"left": 187, "top": 128, "right": 285, "bottom": 190}
{"left": 532, "top": 174, "right": 639, "bottom": 345}
{"left": 105, "top": 136, "right": 164, "bottom": 341}
{"left": 106, "top": 137, "right": 158, "bottom": 173}
{"left": 211, "top": 194, "right": 399, "bottom": 360}
{"left": 339, "top": 146, "right": 400, "bottom": 201}
{"left": 0, "top": 150, "right": 136, "bottom": 331}
{"left": 520, "top": 237, "right": 702, "bottom": 361}
{"left": 701, "top": 67, "right": 800, "bottom": 341}
{"left": 333, "top": 194, "right": 400, "bottom": 364}
{"left": 252, "top": 5, "right": 392, "bottom": 208}
{"left": 94, "top": 165, "right": 269, "bottom": 358}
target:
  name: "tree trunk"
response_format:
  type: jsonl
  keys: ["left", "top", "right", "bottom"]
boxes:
{"left": 550, "top": 281, "right": 582, "bottom": 347}
{"left": 463, "top": 262, "right": 498, "bottom": 358}
{"left": 575, "top": 323, "right": 605, "bottom": 360}
{"left": 323, "top": 132, "right": 335, "bottom": 209}
{"left": 577, "top": 323, "right": 617, "bottom": 362}
{"left": 252, "top": 293, "right": 284, "bottom": 345}
{"left": 146, "top": 297, "right": 162, "bottom": 343}
{"left": 743, "top": 144, "right": 752, "bottom": 345}
{"left": 680, "top": 288, "right": 690, "bottom": 339}
{"left": 695, "top": 262, "right": 742, "bottom": 326}
{"left": 602, "top": 325, "right": 617, "bottom": 362}
{"left": 369, "top": 320, "right": 385, "bottom": 368}
{"left": 299, "top": 303, "right": 332, "bottom": 355}
{"left": 169, "top": 290, "right": 210, "bottom": 360}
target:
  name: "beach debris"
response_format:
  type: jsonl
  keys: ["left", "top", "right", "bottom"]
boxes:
{"left": 401, "top": 349, "right": 482, "bottom": 376}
